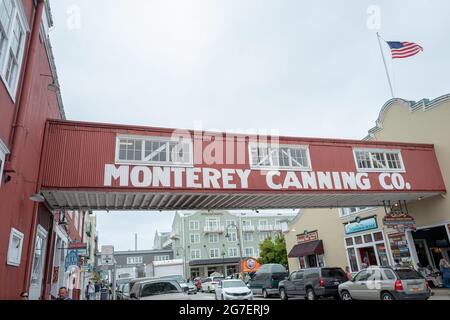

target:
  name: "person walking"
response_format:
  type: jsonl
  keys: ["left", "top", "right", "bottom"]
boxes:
{"left": 439, "top": 258, "right": 450, "bottom": 288}
{"left": 94, "top": 281, "right": 101, "bottom": 300}
{"left": 87, "top": 281, "right": 95, "bottom": 300}
{"left": 57, "top": 287, "right": 72, "bottom": 300}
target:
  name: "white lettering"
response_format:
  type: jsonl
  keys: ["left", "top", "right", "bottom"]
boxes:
{"left": 317, "top": 172, "right": 333, "bottom": 189}
{"left": 202, "top": 168, "right": 221, "bottom": 189}
{"left": 130, "top": 166, "right": 152, "bottom": 187}
{"left": 186, "top": 168, "right": 202, "bottom": 188}
{"left": 236, "top": 169, "right": 251, "bottom": 188}
{"left": 301, "top": 171, "right": 317, "bottom": 189}
{"left": 341, "top": 172, "right": 357, "bottom": 190}
{"left": 356, "top": 173, "right": 371, "bottom": 190}
{"left": 283, "top": 172, "right": 302, "bottom": 189}
{"left": 152, "top": 167, "right": 171, "bottom": 187}
{"left": 104, "top": 164, "right": 129, "bottom": 187}
{"left": 391, "top": 173, "right": 405, "bottom": 190}
{"left": 171, "top": 167, "right": 185, "bottom": 187}
{"left": 266, "top": 171, "right": 282, "bottom": 190}
{"left": 332, "top": 172, "right": 342, "bottom": 190}
{"left": 222, "top": 169, "right": 237, "bottom": 189}
{"left": 379, "top": 173, "right": 393, "bottom": 190}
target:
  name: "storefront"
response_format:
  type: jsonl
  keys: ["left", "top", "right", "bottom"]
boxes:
{"left": 188, "top": 258, "right": 240, "bottom": 278}
{"left": 288, "top": 231, "right": 326, "bottom": 269}
{"left": 407, "top": 222, "right": 450, "bottom": 270}
{"left": 343, "top": 216, "right": 392, "bottom": 272}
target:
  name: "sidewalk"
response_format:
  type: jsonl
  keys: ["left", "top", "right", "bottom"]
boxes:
{"left": 430, "top": 288, "right": 450, "bottom": 300}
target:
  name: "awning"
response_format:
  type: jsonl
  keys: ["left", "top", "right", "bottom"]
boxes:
{"left": 288, "top": 240, "right": 324, "bottom": 258}
{"left": 189, "top": 257, "right": 240, "bottom": 267}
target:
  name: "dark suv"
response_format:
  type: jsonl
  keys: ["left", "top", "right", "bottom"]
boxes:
{"left": 279, "top": 267, "right": 347, "bottom": 300}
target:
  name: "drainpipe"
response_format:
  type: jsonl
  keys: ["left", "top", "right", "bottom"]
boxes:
{"left": 40, "top": 210, "right": 56, "bottom": 300}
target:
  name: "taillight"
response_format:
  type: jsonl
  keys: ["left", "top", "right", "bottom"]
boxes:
{"left": 319, "top": 278, "right": 325, "bottom": 287}
{"left": 394, "top": 280, "right": 403, "bottom": 291}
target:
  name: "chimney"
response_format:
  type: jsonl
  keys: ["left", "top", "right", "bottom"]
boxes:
{"left": 135, "top": 233, "right": 138, "bottom": 251}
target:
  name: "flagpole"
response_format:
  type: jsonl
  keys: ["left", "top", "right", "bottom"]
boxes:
{"left": 376, "top": 32, "right": 395, "bottom": 98}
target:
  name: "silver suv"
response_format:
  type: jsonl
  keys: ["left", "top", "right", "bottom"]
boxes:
{"left": 338, "top": 266, "right": 431, "bottom": 300}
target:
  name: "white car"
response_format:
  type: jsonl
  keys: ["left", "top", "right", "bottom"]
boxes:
{"left": 201, "top": 276, "right": 224, "bottom": 293}
{"left": 215, "top": 279, "right": 254, "bottom": 300}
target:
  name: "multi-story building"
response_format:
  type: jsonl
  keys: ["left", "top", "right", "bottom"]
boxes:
{"left": 285, "top": 95, "right": 450, "bottom": 275}
{"left": 153, "top": 230, "right": 172, "bottom": 250}
{"left": 0, "top": 0, "right": 74, "bottom": 299}
{"left": 168, "top": 210, "right": 297, "bottom": 278}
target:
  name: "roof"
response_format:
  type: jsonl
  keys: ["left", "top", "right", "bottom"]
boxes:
{"left": 288, "top": 240, "right": 324, "bottom": 258}
{"left": 97, "top": 249, "right": 172, "bottom": 256}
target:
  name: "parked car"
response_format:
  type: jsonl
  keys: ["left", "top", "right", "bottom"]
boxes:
{"left": 201, "top": 275, "right": 225, "bottom": 293}
{"left": 215, "top": 279, "right": 254, "bottom": 300}
{"left": 129, "top": 279, "right": 191, "bottom": 300}
{"left": 158, "top": 275, "right": 197, "bottom": 294}
{"left": 279, "top": 267, "right": 347, "bottom": 300}
{"left": 248, "top": 264, "right": 288, "bottom": 298}
{"left": 338, "top": 266, "right": 431, "bottom": 300}
{"left": 116, "top": 282, "right": 131, "bottom": 300}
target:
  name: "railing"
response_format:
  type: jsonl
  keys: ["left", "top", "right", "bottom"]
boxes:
{"left": 242, "top": 225, "right": 255, "bottom": 232}
{"left": 162, "top": 238, "right": 173, "bottom": 248}
{"left": 257, "top": 225, "right": 274, "bottom": 232}
{"left": 203, "top": 225, "right": 225, "bottom": 233}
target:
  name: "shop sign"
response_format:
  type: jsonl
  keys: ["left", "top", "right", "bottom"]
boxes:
{"left": 383, "top": 205, "right": 416, "bottom": 231}
{"left": 296, "top": 231, "right": 319, "bottom": 244}
{"left": 69, "top": 243, "right": 88, "bottom": 256}
{"left": 64, "top": 250, "right": 79, "bottom": 271}
{"left": 344, "top": 217, "right": 378, "bottom": 235}
{"left": 240, "top": 258, "right": 261, "bottom": 273}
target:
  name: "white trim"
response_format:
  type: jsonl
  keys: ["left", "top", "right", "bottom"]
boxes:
{"left": 189, "top": 233, "right": 200, "bottom": 244}
{"left": 189, "top": 220, "right": 199, "bottom": 231}
{"left": 248, "top": 142, "right": 312, "bottom": 172}
{"left": 115, "top": 134, "right": 194, "bottom": 167}
{"left": 0, "top": 0, "right": 28, "bottom": 102}
{"left": 209, "top": 247, "right": 220, "bottom": 258}
{"left": 352, "top": 148, "right": 405, "bottom": 173}
{"left": 338, "top": 207, "right": 377, "bottom": 219}
{"left": 7, "top": 227, "right": 24, "bottom": 266}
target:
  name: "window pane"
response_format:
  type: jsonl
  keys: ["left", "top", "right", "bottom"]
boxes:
{"left": 0, "top": 0, "right": 14, "bottom": 32}
{"left": 347, "top": 248, "right": 359, "bottom": 272}
{"left": 371, "top": 152, "right": 386, "bottom": 169}
{"left": 355, "top": 151, "right": 372, "bottom": 169}
{"left": 363, "top": 234, "right": 373, "bottom": 243}
{"left": 376, "top": 244, "right": 390, "bottom": 267}
{"left": 345, "top": 237, "right": 353, "bottom": 246}
{"left": 354, "top": 236, "right": 362, "bottom": 245}
{"left": 373, "top": 232, "right": 384, "bottom": 241}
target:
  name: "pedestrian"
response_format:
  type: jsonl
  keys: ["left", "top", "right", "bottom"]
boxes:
{"left": 57, "top": 287, "right": 72, "bottom": 300}
{"left": 439, "top": 258, "right": 450, "bottom": 288}
{"left": 345, "top": 266, "right": 353, "bottom": 281}
{"left": 95, "top": 281, "right": 101, "bottom": 300}
{"left": 19, "top": 292, "right": 29, "bottom": 300}
{"left": 87, "top": 281, "right": 95, "bottom": 300}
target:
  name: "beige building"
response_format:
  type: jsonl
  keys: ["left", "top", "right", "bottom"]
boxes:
{"left": 285, "top": 94, "right": 450, "bottom": 274}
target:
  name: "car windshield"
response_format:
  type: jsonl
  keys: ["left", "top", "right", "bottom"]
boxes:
{"left": 271, "top": 265, "right": 287, "bottom": 272}
{"left": 160, "top": 275, "right": 185, "bottom": 282}
{"left": 213, "top": 277, "right": 225, "bottom": 281}
{"left": 395, "top": 269, "right": 423, "bottom": 280}
{"left": 322, "top": 268, "right": 347, "bottom": 278}
{"left": 222, "top": 280, "right": 246, "bottom": 288}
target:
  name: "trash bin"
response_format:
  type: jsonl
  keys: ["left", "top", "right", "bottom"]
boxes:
{"left": 100, "top": 288, "right": 109, "bottom": 300}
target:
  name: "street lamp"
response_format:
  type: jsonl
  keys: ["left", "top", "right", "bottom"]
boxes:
{"left": 225, "top": 222, "right": 243, "bottom": 276}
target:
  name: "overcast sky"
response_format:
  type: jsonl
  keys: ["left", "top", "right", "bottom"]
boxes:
{"left": 48, "top": 0, "right": 450, "bottom": 251}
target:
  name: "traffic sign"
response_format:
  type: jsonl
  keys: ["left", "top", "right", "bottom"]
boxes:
{"left": 101, "top": 245, "right": 114, "bottom": 266}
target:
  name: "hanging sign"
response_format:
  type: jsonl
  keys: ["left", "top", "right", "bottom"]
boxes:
{"left": 345, "top": 217, "right": 378, "bottom": 235}
{"left": 241, "top": 258, "right": 261, "bottom": 273}
{"left": 383, "top": 204, "right": 416, "bottom": 231}
{"left": 296, "top": 231, "right": 319, "bottom": 244}
{"left": 64, "top": 250, "right": 79, "bottom": 271}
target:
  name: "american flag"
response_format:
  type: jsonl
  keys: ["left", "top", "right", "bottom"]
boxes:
{"left": 386, "top": 41, "right": 423, "bottom": 59}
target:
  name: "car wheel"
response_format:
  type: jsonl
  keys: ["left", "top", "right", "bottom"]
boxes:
{"left": 306, "top": 288, "right": 316, "bottom": 301}
{"left": 262, "top": 289, "right": 269, "bottom": 299}
{"left": 381, "top": 292, "right": 395, "bottom": 301}
{"left": 280, "top": 288, "right": 288, "bottom": 301}
{"left": 340, "top": 291, "right": 352, "bottom": 301}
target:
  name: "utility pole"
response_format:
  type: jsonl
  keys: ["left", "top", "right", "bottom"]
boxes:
{"left": 135, "top": 233, "right": 138, "bottom": 251}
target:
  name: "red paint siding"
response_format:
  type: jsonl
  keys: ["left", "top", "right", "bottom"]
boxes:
{"left": 40, "top": 120, "right": 446, "bottom": 194}
{"left": 0, "top": 1, "right": 65, "bottom": 299}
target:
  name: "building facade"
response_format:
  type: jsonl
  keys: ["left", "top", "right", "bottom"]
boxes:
{"left": 285, "top": 95, "right": 450, "bottom": 275}
{"left": 168, "top": 210, "right": 296, "bottom": 278}
{"left": 0, "top": 0, "right": 70, "bottom": 300}
{"left": 153, "top": 230, "right": 172, "bottom": 250}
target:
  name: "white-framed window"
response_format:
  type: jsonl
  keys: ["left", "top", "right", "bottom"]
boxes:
{"left": 353, "top": 148, "right": 405, "bottom": 172}
{"left": 206, "top": 218, "right": 219, "bottom": 229}
{"left": 189, "top": 220, "right": 199, "bottom": 231}
{"left": 249, "top": 143, "right": 311, "bottom": 171}
{"left": 244, "top": 247, "right": 254, "bottom": 257}
{"left": 0, "top": 0, "right": 28, "bottom": 100}
{"left": 227, "top": 232, "right": 237, "bottom": 242}
{"left": 0, "top": 137, "right": 9, "bottom": 186}
{"left": 208, "top": 233, "right": 219, "bottom": 243}
{"left": 209, "top": 248, "right": 220, "bottom": 258}
{"left": 259, "top": 220, "right": 268, "bottom": 227}
{"left": 274, "top": 219, "right": 282, "bottom": 228}
{"left": 243, "top": 233, "right": 253, "bottom": 242}
{"left": 190, "top": 249, "right": 201, "bottom": 260}
{"left": 225, "top": 220, "right": 236, "bottom": 228}
{"left": 228, "top": 247, "right": 238, "bottom": 257}
{"left": 115, "top": 135, "right": 193, "bottom": 167}
{"left": 339, "top": 207, "right": 373, "bottom": 218}
{"left": 154, "top": 255, "right": 170, "bottom": 262}
{"left": 190, "top": 233, "right": 200, "bottom": 244}
{"left": 242, "top": 220, "right": 251, "bottom": 226}
{"left": 7, "top": 227, "right": 24, "bottom": 266}
{"left": 259, "top": 233, "right": 272, "bottom": 241}
{"left": 255, "top": 248, "right": 260, "bottom": 258}
{"left": 127, "top": 256, "right": 143, "bottom": 264}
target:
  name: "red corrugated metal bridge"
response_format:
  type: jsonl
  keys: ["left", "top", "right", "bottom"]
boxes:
{"left": 37, "top": 120, "right": 446, "bottom": 211}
